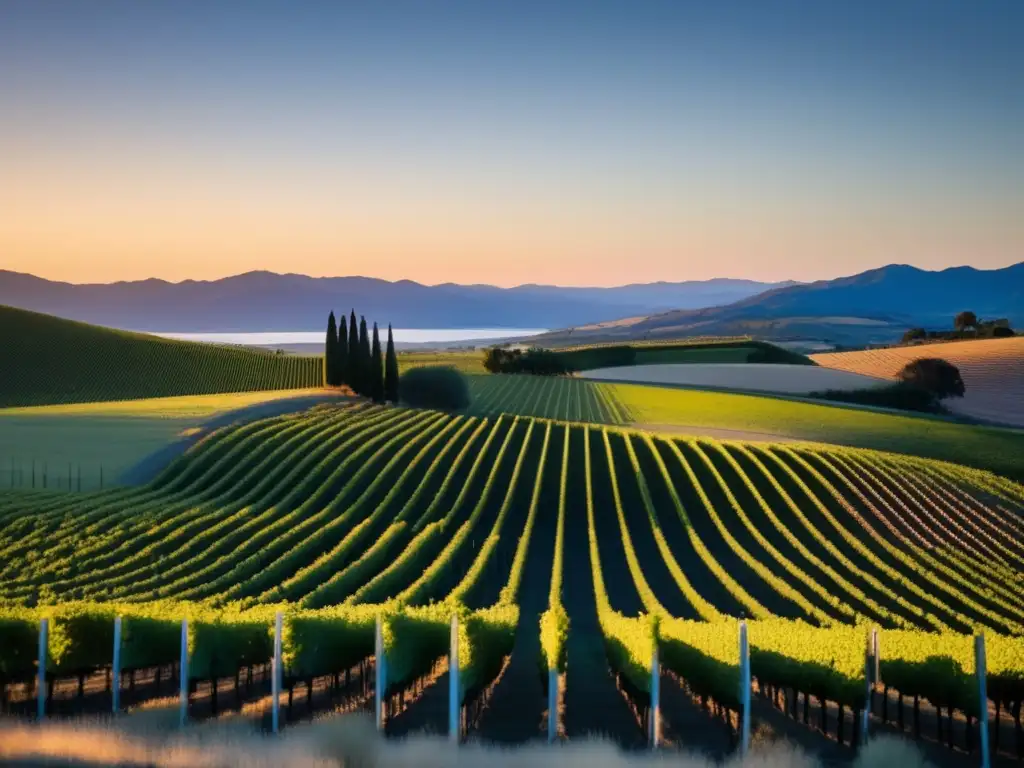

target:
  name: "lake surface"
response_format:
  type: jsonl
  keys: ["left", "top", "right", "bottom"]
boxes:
{"left": 153, "top": 329, "right": 547, "bottom": 345}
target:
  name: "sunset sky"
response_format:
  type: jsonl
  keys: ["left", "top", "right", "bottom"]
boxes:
{"left": 1, "top": 1, "right": 1022, "bottom": 287}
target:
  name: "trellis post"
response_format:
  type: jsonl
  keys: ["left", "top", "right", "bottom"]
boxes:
{"left": 272, "top": 611, "right": 283, "bottom": 734}
{"left": 112, "top": 616, "right": 122, "bottom": 714}
{"left": 650, "top": 644, "right": 661, "bottom": 748}
{"left": 739, "top": 621, "right": 751, "bottom": 756}
{"left": 976, "top": 633, "right": 990, "bottom": 768}
{"left": 449, "top": 614, "right": 460, "bottom": 743}
{"left": 37, "top": 618, "right": 48, "bottom": 722}
{"left": 178, "top": 619, "right": 189, "bottom": 727}
{"left": 375, "top": 614, "right": 386, "bottom": 732}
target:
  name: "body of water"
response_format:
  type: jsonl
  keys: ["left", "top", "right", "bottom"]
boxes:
{"left": 152, "top": 329, "right": 547, "bottom": 346}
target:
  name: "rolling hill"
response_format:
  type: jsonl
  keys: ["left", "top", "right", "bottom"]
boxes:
{"left": 536, "top": 262, "right": 1024, "bottom": 347}
{"left": 0, "top": 305, "right": 323, "bottom": 407}
{"left": 812, "top": 336, "right": 1024, "bottom": 428}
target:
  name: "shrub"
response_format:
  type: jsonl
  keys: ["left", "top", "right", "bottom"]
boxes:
{"left": 482, "top": 347, "right": 573, "bottom": 375}
{"left": 992, "top": 325, "right": 1016, "bottom": 338}
{"left": 809, "top": 383, "right": 943, "bottom": 414}
{"left": 954, "top": 311, "right": 978, "bottom": 331}
{"left": 901, "top": 328, "right": 927, "bottom": 343}
{"left": 398, "top": 366, "right": 471, "bottom": 410}
{"left": 898, "top": 358, "right": 966, "bottom": 399}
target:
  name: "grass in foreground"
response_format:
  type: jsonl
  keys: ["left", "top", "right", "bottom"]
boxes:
{"left": 0, "top": 708, "right": 938, "bottom": 767}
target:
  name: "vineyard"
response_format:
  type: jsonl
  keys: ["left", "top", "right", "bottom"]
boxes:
{"left": 465, "top": 374, "right": 1024, "bottom": 481}
{"left": 0, "top": 305, "right": 323, "bottom": 407}
{"left": 812, "top": 337, "right": 1024, "bottom": 428}
{"left": 1, "top": 403, "right": 1022, "bottom": 756}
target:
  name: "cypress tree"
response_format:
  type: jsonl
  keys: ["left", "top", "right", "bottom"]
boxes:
{"left": 370, "top": 322, "right": 384, "bottom": 403}
{"left": 347, "top": 310, "right": 359, "bottom": 391}
{"left": 337, "top": 314, "right": 349, "bottom": 387}
{"left": 384, "top": 324, "right": 399, "bottom": 403}
{"left": 325, "top": 312, "right": 338, "bottom": 386}
{"left": 358, "top": 316, "right": 371, "bottom": 394}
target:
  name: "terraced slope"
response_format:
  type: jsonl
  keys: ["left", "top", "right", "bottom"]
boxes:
{"left": 0, "top": 305, "right": 323, "bottom": 407}
{"left": 812, "top": 337, "right": 1024, "bottom": 427}
{"left": 1, "top": 403, "right": 1021, "bottom": 751}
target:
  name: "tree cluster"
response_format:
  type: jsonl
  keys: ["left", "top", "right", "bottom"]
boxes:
{"left": 398, "top": 366, "right": 471, "bottom": 410}
{"left": 324, "top": 311, "right": 399, "bottom": 404}
{"left": 482, "top": 346, "right": 573, "bottom": 375}
{"left": 901, "top": 312, "right": 1015, "bottom": 345}
{"left": 898, "top": 358, "right": 965, "bottom": 399}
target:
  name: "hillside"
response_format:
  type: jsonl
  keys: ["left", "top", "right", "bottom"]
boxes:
{"left": 0, "top": 305, "right": 323, "bottom": 407}
{"left": 0, "top": 404, "right": 1021, "bottom": 751}
{"left": 0, "top": 270, "right": 786, "bottom": 332}
{"left": 536, "top": 262, "right": 1024, "bottom": 347}
{"left": 812, "top": 337, "right": 1024, "bottom": 428}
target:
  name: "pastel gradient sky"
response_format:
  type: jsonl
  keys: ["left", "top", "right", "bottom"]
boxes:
{"left": 2, "top": 1, "right": 1022, "bottom": 287}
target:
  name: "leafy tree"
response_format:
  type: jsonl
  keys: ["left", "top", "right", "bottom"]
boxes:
{"left": 482, "top": 346, "right": 572, "bottom": 375}
{"left": 325, "top": 312, "right": 338, "bottom": 386}
{"left": 370, "top": 322, "right": 385, "bottom": 403}
{"left": 385, "top": 324, "right": 399, "bottom": 402}
{"left": 399, "top": 366, "right": 471, "bottom": 410}
{"left": 901, "top": 327, "right": 927, "bottom": 344}
{"left": 347, "top": 310, "right": 359, "bottom": 392}
{"left": 954, "top": 311, "right": 978, "bottom": 332}
{"left": 337, "top": 313, "right": 349, "bottom": 387}
{"left": 898, "top": 358, "right": 965, "bottom": 399}
{"left": 358, "top": 316, "right": 371, "bottom": 395}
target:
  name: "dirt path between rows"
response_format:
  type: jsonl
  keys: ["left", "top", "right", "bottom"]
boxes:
{"left": 119, "top": 391, "right": 354, "bottom": 485}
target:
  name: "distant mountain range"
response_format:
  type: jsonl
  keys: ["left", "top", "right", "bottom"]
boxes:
{"left": 535, "top": 262, "right": 1024, "bottom": 347}
{"left": 2, "top": 263, "right": 1020, "bottom": 346}
{"left": 0, "top": 271, "right": 790, "bottom": 332}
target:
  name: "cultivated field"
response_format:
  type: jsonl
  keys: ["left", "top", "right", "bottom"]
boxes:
{"left": 580, "top": 363, "right": 888, "bottom": 395}
{"left": 466, "top": 374, "right": 1024, "bottom": 481}
{"left": 812, "top": 337, "right": 1024, "bottom": 428}
{"left": 0, "top": 305, "right": 323, "bottom": 407}
{"left": 1, "top": 404, "right": 1022, "bottom": 757}
{"left": 0, "top": 389, "right": 342, "bottom": 490}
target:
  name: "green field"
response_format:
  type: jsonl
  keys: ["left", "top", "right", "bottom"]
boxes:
{"left": 1, "top": 404, "right": 1021, "bottom": 747}
{"left": 397, "top": 349, "right": 486, "bottom": 374}
{"left": 465, "top": 374, "right": 1024, "bottom": 481}
{"left": 0, "top": 389, "right": 336, "bottom": 489}
{"left": 0, "top": 305, "right": 323, "bottom": 407}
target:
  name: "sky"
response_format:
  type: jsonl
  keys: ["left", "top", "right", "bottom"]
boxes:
{"left": 1, "top": 1, "right": 1022, "bottom": 288}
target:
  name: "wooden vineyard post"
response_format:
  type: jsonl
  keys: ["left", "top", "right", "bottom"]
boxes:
{"left": 374, "top": 614, "right": 386, "bottom": 733}
{"left": 547, "top": 666, "right": 558, "bottom": 743}
{"left": 976, "top": 633, "right": 990, "bottom": 768}
{"left": 739, "top": 621, "right": 751, "bottom": 756}
{"left": 650, "top": 644, "right": 661, "bottom": 748}
{"left": 37, "top": 618, "right": 48, "bottom": 722}
{"left": 449, "top": 613, "right": 460, "bottom": 744}
{"left": 112, "top": 616, "right": 122, "bottom": 714}
{"left": 861, "top": 648, "right": 871, "bottom": 747}
{"left": 272, "top": 611, "right": 283, "bottom": 734}
{"left": 178, "top": 619, "right": 189, "bottom": 727}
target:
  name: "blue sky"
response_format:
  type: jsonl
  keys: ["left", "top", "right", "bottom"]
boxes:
{"left": 1, "top": 0, "right": 1021, "bottom": 286}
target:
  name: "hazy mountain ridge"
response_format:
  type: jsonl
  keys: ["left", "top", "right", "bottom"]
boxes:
{"left": 535, "top": 262, "right": 1024, "bottom": 346}
{"left": 0, "top": 270, "right": 788, "bottom": 332}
